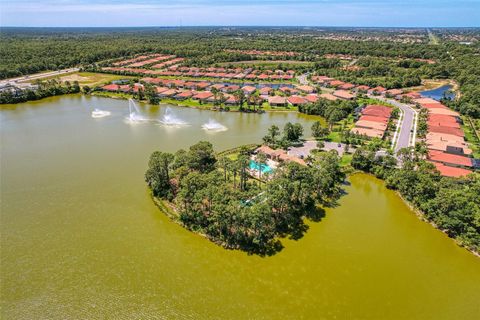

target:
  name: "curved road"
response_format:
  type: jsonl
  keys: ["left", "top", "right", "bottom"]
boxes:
{"left": 368, "top": 95, "right": 417, "bottom": 153}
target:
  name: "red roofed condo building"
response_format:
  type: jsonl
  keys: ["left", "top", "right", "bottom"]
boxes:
{"left": 287, "top": 96, "right": 308, "bottom": 106}
{"left": 430, "top": 162, "right": 472, "bottom": 178}
{"left": 428, "top": 150, "right": 473, "bottom": 169}
{"left": 333, "top": 90, "right": 355, "bottom": 100}
{"left": 102, "top": 84, "right": 119, "bottom": 91}
{"left": 268, "top": 96, "right": 287, "bottom": 107}
{"left": 351, "top": 105, "right": 392, "bottom": 139}
{"left": 192, "top": 91, "right": 214, "bottom": 101}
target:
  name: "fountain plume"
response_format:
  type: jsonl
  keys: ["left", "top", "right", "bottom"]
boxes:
{"left": 201, "top": 119, "right": 228, "bottom": 132}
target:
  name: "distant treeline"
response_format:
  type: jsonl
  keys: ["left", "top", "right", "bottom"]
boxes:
{"left": 1, "top": 28, "right": 479, "bottom": 117}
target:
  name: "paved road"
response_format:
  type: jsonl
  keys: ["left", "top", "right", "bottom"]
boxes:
{"left": 0, "top": 68, "right": 80, "bottom": 86}
{"left": 297, "top": 73, "right": 309, "bottom": 85}
{"left": 368, "top": 95, "right": 416, "bottom": 153}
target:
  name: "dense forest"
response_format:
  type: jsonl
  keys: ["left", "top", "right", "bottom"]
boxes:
{"left": 351, "top": 147, "right": 480, "bottom": 253}
{"left": 145, "top": 138, "right": 345, "bottom": 255}
{"left": 1, "top": 27, "right": 479, "bottom": 117}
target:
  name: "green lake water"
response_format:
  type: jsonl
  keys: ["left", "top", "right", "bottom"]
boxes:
{"left": 1, "top": 94, "right": 479, "bottom": 319}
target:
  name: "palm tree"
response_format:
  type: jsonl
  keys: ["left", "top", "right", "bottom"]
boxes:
{"left": 211, "top": 87, "right": 219, "bottom": 106}
{"left": 233, "top": 90, "right": 246, "bottom": 111}
{"left": 256, "top": 152, "right": 268, "bottom": 182}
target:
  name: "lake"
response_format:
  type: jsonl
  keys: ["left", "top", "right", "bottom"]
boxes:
{"left": 420, "top": 84, "right": 455, "bottom": 101}
{"left": 1, "top": 94, "right": 479, "bottom": 319}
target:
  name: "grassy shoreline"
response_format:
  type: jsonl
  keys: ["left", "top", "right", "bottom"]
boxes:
{"left": 91, "top": 91, "right": 299, "bottom": 113}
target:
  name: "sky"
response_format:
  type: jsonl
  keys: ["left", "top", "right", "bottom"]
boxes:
{"left": 1, "top": 0, "right": 479, "bottom": 28}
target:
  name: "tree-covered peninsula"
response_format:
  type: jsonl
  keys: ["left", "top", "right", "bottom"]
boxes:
{"left": 145, "top": 141, "right": 345, "bottom": 255}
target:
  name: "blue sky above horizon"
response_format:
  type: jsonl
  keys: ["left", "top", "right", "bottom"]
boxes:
{"left": 1, "top": 0, "right": 479, "bottom": 28}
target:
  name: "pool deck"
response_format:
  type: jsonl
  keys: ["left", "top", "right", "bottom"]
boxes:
{"left": 287, "top": 140, "right": 353, "bottom": 158}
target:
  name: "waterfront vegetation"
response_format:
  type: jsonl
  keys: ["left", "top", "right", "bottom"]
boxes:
{"left": 351, "top": 147, "right": 480, "bottom": 253}
{"left": 1, "top": 27, "right": 479, "bottom": 256}
{"left": 1, "top": 27, "right": 479, "bottom": 118}
{"left": 0, "top": 79, "right": 80, "bottom": 104}
{"left": 298, "top": 98, "right": 358, "bottom": 128}
{"left": 145, "top": 140, "right": 345, "bottom": 255}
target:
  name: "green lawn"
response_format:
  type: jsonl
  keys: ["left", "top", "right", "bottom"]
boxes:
{"left": 91, "top": 91, "right": 133, "bottom": 100}
{"left": 27, "top": 72, "right": 134, "bottom": 88}
{"left": 340, "top": 154, "right": 353, "bottom": 167}
{"left": 356, "top": 97, "right": 395, "bottom": 108}
{"left": 462, "top": 116, "right": 480, "bottom": 158}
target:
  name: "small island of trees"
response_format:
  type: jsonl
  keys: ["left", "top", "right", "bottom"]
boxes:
{"left": 145, "top": 140, "right": 345, "bottom": 255}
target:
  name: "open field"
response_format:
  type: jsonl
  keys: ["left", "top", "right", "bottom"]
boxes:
{"left": 24, "top": 72, "right": 134, "bottom": 88}
{"left": 405, "top": 79, "right": 459, "bottom": 93}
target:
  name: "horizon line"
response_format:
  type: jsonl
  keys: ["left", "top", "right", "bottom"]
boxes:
{"left": 2, "top": 25, "right": 480, "bottom": 29}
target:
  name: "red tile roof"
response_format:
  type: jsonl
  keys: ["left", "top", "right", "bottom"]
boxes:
{"left": 175, "top": 91, "right": 193, "bottom": 98}
{"left": 356, "top": 85, "right": 370, "bottom": 91}
{"left": 242, "top": 85, "right": 257, "bottom": 93}
{"left": 362, "top": 105, "right": 392, "bottom": 118}
{"left": 386, "top": 89, "right": 403, "bottom": 96}
{"left": 296, "top": 85, "right": 315, "bottom": 93}
{"left": 333, "top": 90, "right": 355, "bottom": 100}
{"left": 428, "top": 126, "right": 464, "bottom": 137}
{"left": 422, "top": 103, "right": 448, "bottom": 109}
{"left": 192, "top": 91, "right": 213, "bottom": 100}
{"left": 304, "top": 94, "right": 319, "bottom": 103}
{"left": 351, "top": 127, "right": 384, "bottom": 138}
{"left": 415, "top": 98, "right": 438, "bottom": 105}
{"left": 287, "top": 96, "right": 308, "bottom": 105}
{"left": 428, "top": 121, "right": 461, "bottom": 129}
{"left": 427, "top": 108, "right": 460, "bottom": 117}
{"left": 329, "top": 80, "right": 345, "bottom": 87}
{"left": 268, "top": 96, "right": 287, "bottom": 105}
{"left": 355, "top": 120, "right": 388, "bottom": 131}
{"left": 428, "top": 150, "right": 473, "bottom": 167}
{"left": 359, "top": 115, "right": 389, "bottom": 123}
{"left": 428, "top": 114, "right": 458, "bottom": 123}
{"left": 370, "top": 86, "right": 387, "bottom": 93}
{"left": 102, "top": 84, "right": 119, "bottom": 91}
{"left": 312, "top": 75, "right": 333, "bottom": 83}
{"left": 339, "top": 83, "right": 356, "bottom": 90}
{"left": 430, "top": 162, "right": 472, "bottom": 178}
{"left": 259, "top": 87, "right": 273, "bottom": 95}
{"left": 319, "top": 93, "right": 338, "bottom": 101}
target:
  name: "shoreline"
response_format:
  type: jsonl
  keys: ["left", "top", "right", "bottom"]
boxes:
{"left": 91, "top": 91, "right": 300, "bottom": 114}
{"left": 407, "top": 79, "right": 460, "bottom": 98}
{"left": 151, "top": 195, "right": 243, "bottom": 251}
{"left": 353, "top": 172, "right": 480, "bottom": 258}
{"left": 149, "top": 161, "right": 479, "bottom": 258}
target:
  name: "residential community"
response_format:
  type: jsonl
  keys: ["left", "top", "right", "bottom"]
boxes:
{"left": 1, "top": 21, "right": 479, "bottom": 320}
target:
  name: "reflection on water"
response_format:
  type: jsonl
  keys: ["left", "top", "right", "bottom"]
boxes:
{"left": 1, "top": 94, "right": 479, "bottom": 319}
{"left": 420, "top": 84, "right": 455, "bottom": 101}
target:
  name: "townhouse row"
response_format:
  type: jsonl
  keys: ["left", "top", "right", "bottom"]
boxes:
{"left": 351, "top": 105, "right": 393, "bottom": 139}
{"left": 414, "top": 98, "right": 475, "bottom": 178}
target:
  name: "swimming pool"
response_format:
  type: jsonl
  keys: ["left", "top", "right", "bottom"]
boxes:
{"left": 249, "top": 159, "right": 273, "bottom": 174}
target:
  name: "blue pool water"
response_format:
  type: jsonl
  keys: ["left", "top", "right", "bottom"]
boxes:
{"left": 249, "top": 160, "right": 273, "bottom": 174}
{"left": 420, "top": 85, "right": 455, "bottom": 101}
